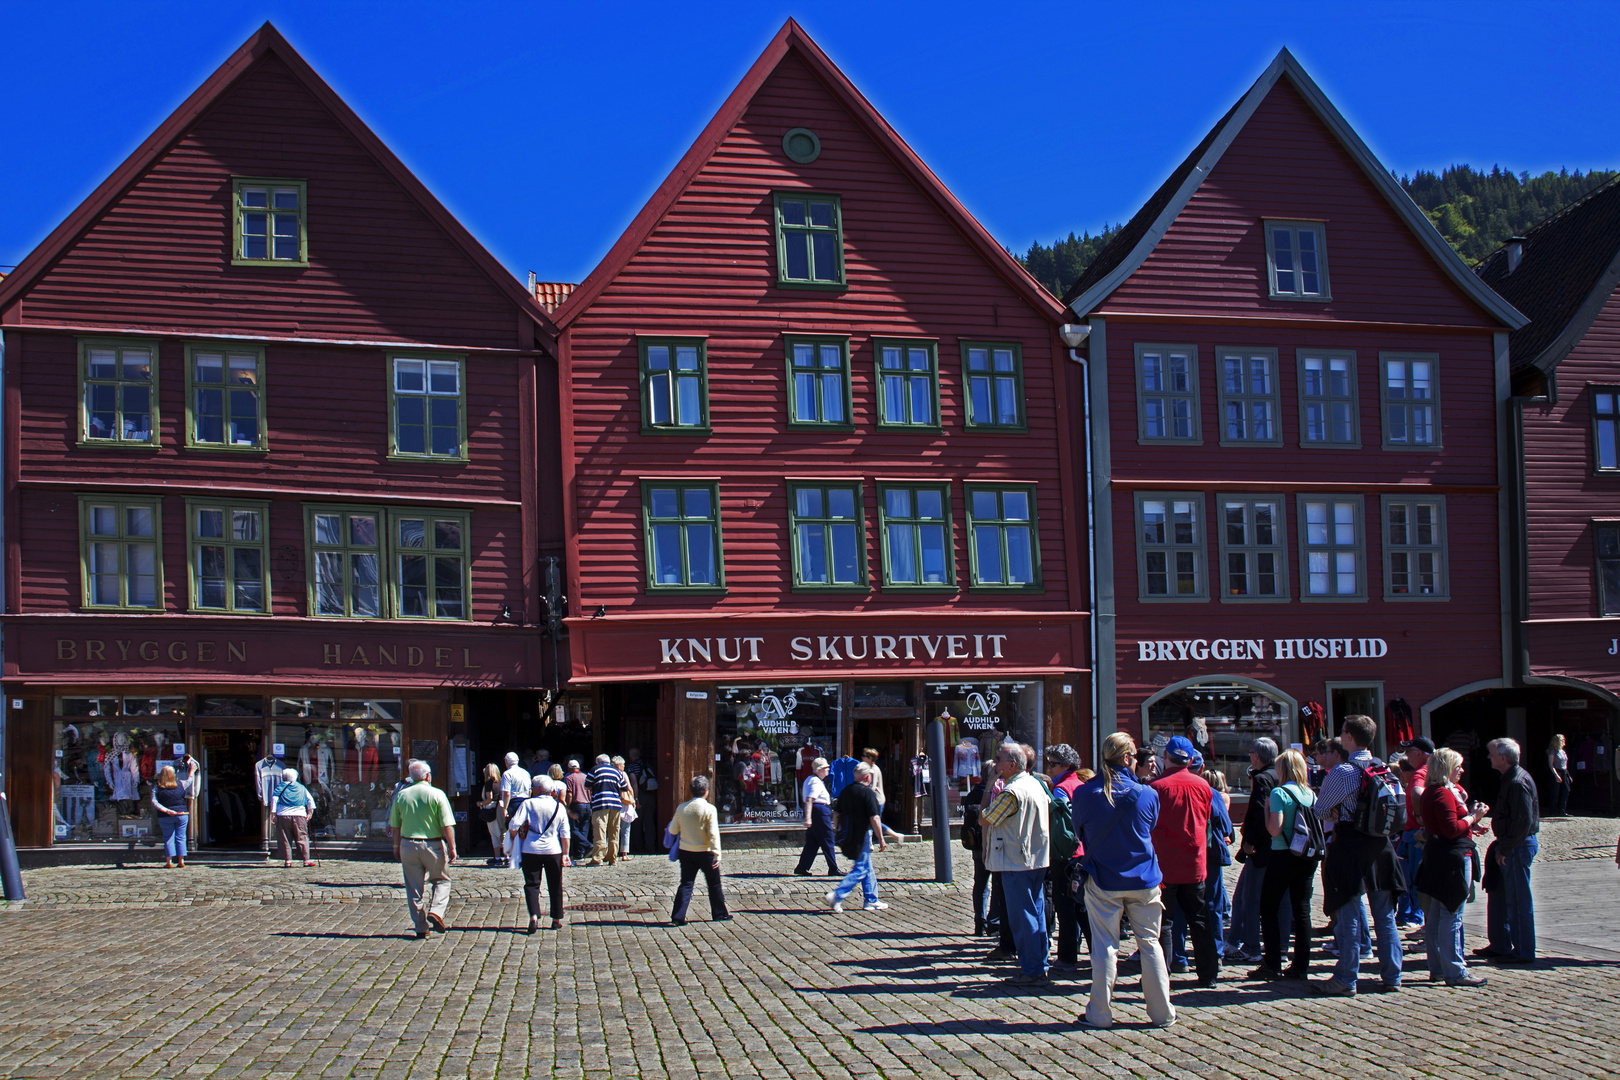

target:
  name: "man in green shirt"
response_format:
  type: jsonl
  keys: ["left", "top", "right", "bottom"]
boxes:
{"left": 388, "top": 760, "right": 458, "bottom": 939}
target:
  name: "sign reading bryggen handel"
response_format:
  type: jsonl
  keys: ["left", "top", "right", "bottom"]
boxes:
{"left": 1133, "top": 637, "right": 1389, "bottom": 662}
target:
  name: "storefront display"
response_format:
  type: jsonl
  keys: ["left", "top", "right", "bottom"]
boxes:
{"left": 925, "top": 681, "right": 1043, "bottom": 821}
{"left": 53, "top": 696, "right": 185, "bottom": 842}
{"left": 1145, "top": 681, "right": 1289, "bottom": 793}
{"left": 271, "top": 698, "right": 404, "bottom": 841}
{"left": 716, "top": 684, "right": 841, "bottom": 824}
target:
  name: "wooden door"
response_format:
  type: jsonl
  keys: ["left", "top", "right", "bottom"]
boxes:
{"left": 8, "top": 697, "right": 51, "bottom": 847}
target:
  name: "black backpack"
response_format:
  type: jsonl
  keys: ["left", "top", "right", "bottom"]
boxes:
{"left": 1350, "top": 760, "right": 1406, "bottom": 838}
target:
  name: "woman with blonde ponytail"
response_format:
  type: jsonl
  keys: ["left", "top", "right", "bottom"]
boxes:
{"left": 1070, "top": 731, "right": 1175, "bottom": 1028}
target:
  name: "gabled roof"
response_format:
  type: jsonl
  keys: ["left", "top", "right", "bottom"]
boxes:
{"left": 0, "top": 22, "right": 556, "bottom": 348}
{"left": 1475, "top": 176, "right": 1620, "bottom": 375}
{"left": 1063, "top": 48, "right": 1527, "bottom": 331}
{"left": 552, "top": 19, "right": 1065, "bottom": 330}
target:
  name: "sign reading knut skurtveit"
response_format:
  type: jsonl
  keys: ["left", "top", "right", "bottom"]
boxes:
{"left": 1133, "top": 637, "right": 1390, "bottom": 662}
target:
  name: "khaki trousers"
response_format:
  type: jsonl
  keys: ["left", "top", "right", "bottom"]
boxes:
{"left": 399, "top": 838, "right": 452, "bottom": 932}
{"left": 1082, "top": 879, "right": 1175, "bottom": 1028}
{"left": 589, "top": 808, "right": 622, "bottom": 864}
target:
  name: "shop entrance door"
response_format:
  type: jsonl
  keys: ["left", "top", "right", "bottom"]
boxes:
{"left": 852, "top": 711, "right": 916, "bottom": 833}
{"left": 1328, "top": 683, "right": 1385, "bottom": 756}
{"left": 199, "top": 729, "right": 262, "bottom": 847}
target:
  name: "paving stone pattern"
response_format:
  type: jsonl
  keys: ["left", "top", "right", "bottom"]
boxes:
{"left": 0, "top": 820, "right": 1616, "bottom": 1079}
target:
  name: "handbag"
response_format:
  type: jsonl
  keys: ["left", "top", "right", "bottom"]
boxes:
{"left": 621, "top": 803, "right": 638, "bottom": 824}
{"left": 477, "top": 803, "right": 498, "bottom": 822}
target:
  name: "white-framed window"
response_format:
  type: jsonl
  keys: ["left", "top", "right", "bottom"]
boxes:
{"left": 1383, "top": 496, "right": 1447, "bottom": 600}
{"left": 1266, "top": 220, "right": 1330, "bottom": 300}
{"left": 1136, "top": 492, "right": 1205, "bottom": 600}
{"left": 1381, "top": 352, "right": 1440, "bottom": 449}
{"left": 1298, "top": 495, "right": 1365, "bottom": 601}
{"left": 1217, "top": 348, "right": 1281, "bottom": 445}
{"left": 1135, "top": 344, "right": 1200, "bottom": 444}
{"left": 1218, "top": 496, "right": 1288, "bottom": 601}
{"left": 1298, "top": 350, "right": 1359, "bottom": 447}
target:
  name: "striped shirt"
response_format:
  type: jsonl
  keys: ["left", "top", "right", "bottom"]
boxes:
{"left": 1314, "top": 749, "right": 1375, "bottom": 827}
{"left": 589, "top": 764, "right": 626, "bottom": 811}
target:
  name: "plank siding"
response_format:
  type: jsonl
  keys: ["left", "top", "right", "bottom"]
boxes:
{"left": 566, "top": 54, "right": 1074, "bottom": 617}
{"left": 20, "top": 54, "right": 521, "bottom": 350}
{"left": 1101, "top": 80, "right": 1494, "bottom": 329}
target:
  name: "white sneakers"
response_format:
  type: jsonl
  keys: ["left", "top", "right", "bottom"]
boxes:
{"left": 864, "top": 901, "right": 890, "bottom": 911}
{"left": 825, "top": 891, "right": 843, "bottom": 914}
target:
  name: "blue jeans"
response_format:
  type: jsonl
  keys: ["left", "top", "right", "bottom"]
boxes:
{"left": 1424, "top": 892, "right": 1468, "bottom": 982}
{"left": 159, "top": 814, "right": 188, "bottom": 859}
{"left": 1001, "top": 866, "right": 1048, "bottom": 976}
{"left": 1226, "top": 861, "right": 1290, "bottom": 955}
{"left": 1395, "top": 834, "right": 1425, "bottom": 923}
{"left": 1487, "top": 836, "right": 1538, "bottom": 960}
{"left": 831, "top": 835, "right": 878, "bottom": 907}
{"left": 1333, "top": 888, "right": 1401, "bottom": 989}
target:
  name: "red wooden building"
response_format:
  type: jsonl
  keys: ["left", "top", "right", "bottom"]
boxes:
{"left": 1063, "top": 50, "right": 1526, "bottom": 795}
{"left": 1477, "top": 178, "right": 1620, "bottom": 811}
{"left": 0, "top": 25, "right": 564, "bottom": 852}
{"left": 552, "top": 21, "right": 1088, "bottom": 833}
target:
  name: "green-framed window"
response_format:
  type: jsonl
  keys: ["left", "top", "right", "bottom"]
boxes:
{"left": 774, "top": 192, "right": 844, "bottom": 288}
{"left": 788, "top": 482, "right": 866, "bottom": 590}
{"left": 961, "top": 341, "right": 1025, "bottom": 431}
{"left": 80, "top": 496, "right": 163, "bottom": 610}
{"left": 308, "top": 506, "right": 384, "bottom": 618}
{"left": 187, "top": 499, "right": 269, "bottom": 613}
{"left": 390, "top": 356, "right": 466, "bottom": 460}
{"left": 186, "top": 345, "right": 266, "bottom": 450}
{"left": 639, "top": 339, "right": 709, "bottom": 433}
{"left": 785, "top": 336, "right": 852, "bottom": 428}
{"left": 874, "top": 340, "right": 940, "bottom": 429}
{"left": 393, "top": 510, "right": 470, "bottom": 620}
{"left": 80, "top": 339, "right": 157, "bottom": 446}
{"left": 233, "top": 177, "right": 308, "bottom": 266}
{"left": 642, "top": 482, "right": 724, "bottom": 591}
{"left": 965, "top": 485, "right": 1040, "bottom": 590}
{"left": 878, "top": 484, "right": 954, "bottom": 590}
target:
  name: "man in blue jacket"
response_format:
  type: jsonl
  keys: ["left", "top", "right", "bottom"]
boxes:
{"left": 1071, "top": 732, "right": 1174, "bottom": 1029}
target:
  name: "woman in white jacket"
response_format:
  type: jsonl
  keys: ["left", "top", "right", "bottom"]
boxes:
{"left": 509, "top": 776, "right": 570, "bottom": 933}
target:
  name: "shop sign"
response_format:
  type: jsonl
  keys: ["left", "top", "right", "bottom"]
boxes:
{"left": 658, "top": 633, "right": 1010, "bottom": 666}
{"left": 1133, "top": 637, "right": 1389, "bottom": 662}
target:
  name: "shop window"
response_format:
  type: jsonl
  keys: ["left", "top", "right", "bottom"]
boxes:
{"left": 233, "top": 177, "right": 307, "bottom": 265}
{"left": 186, "top": 345, "right": 266, "bottom": 450}
{"left": 390, "top": 356, "right": 466, "bottom": 460}
{"left": 874, "top": 340, "right": 940, "bottom": 429}
{"left": 80, "top": 496, "right": 163, "bottom": 611}
{"left": 1135, "top": 492, "right": 1205, "bottom": 601}
{"left": 187, "top": 499, "right": 269, "bottom": 613}
{"left": 965, "top": 484, "right": 1040, "bottom": 590}
{"left": 642, "top": 482, "right": 724, "bottom": 591}
{"left": 927, "top": 681, "right": 1044, "bottom": 821}
{"left": 272, "top": 700, "right": 404, "bottom": 842}
{"left": 1382, "top": 495, "right": 1447, "bottom": 599}
{"left": 1592, "top": 386, "right": 1620, "bottom": 472}
{"left": 878, "top": 484, "right": 953, "bottom": 589}
{"left": 194, "top": 696, "right": 263, "bottom": 717}
{"left": 785, "top": 336, "right": 851, "bottom": 428}
{"left": 640, "top": 338, "right": 709, "bottom": 433}
{"left": 788, "top": 482, "right": 866, "bottom": 590}
{"left": 1218, "top": 497, "right": 1287, "bottom": 601}
{"left": 1298, "top": 350, "right": 1359, "bottom": 447}
{"left": 1145, "top": 681, "right": 1289, "bottom": 793}
{"left": 1381, "top": 353, "right": 1440, "bottom": 449}
{"left": 1216, "top": 348, "right": 1280, "bottom": 445}
{"left": 1595, "top": 523, "right": 1620, "bottom": 616}
{"left": 960, "top": 341, "right": 1025, "bottom": 431}
{"left": 773, "top": 192, "right": 844, "bottom": 287}
{"left": 80, "top": 339, "right": 157, "bottom": 446}
{"left": 1135, "top": 343, "right": 1200, "bottom": 444}
{"left": 54, "top": 714, "right": 182, "bottom": 842}
{"left": 1299, "top": 495, "right": 1365, "bottom": 600}
{"left": 716, "top": 685, "right": 842, "bottom": 825}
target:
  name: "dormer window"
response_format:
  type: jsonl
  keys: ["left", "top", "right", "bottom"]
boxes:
{"left": 1266, "top": 220, "right": 1329, "bottom": 300}
{"left": 233, "top": 178, "right": 308, "bottom": 266}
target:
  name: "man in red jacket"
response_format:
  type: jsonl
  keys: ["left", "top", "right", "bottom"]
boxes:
{"left": 1151, "top": 735, "right": 1219, "bottom": 986}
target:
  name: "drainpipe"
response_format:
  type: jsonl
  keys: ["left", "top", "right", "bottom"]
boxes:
{"left": 1059, "top": 323, "right": 1097, "bottom": 768}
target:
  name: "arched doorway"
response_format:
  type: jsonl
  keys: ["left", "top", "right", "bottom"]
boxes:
{"left": 1140, "top": 676, "right": 1298, "bottom": 795}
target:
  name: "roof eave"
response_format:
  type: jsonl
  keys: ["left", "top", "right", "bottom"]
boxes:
{"left": 1523, "top": 246, "right": 1620, "bottom": 375}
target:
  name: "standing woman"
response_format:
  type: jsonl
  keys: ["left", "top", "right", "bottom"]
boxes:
{"left": 509, "top": 776, "right": 569, "bottom": 933}
{"left": 151, "top": 765, "right": 188, "bottom": 869}
{"left": 794, "top": 757, "right": 838, "bottom": 876}
{"left": 271, "top": 767, "right": 317, "bottom": 867}
{"left": 1415, "top": 747, "right": 1490, "bottom": 986}
{"left": 1546, "top": 735, "right": 1571, "bottom": 817}
{"left": 478, "top": 764, "right": 504, "bottom": 866}
{"left": 613, "top": 756, "right": 637, "bottom": 860}
{"left": 862, "top": 748, "right": 903, "bottom": 843}
{"left": 1251, "top": 749, "right": 1318, "bottom": 980}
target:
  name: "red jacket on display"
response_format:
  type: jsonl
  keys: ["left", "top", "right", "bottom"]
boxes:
{"left": 1150, "top": 766, "right": 1212, "bottom": 885}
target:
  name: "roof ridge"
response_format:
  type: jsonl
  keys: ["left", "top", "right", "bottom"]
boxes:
{"left": 1477, "top": 171, "right": 1620, "bottom": 268}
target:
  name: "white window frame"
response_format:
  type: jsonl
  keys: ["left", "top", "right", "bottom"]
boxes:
{"left": 1297, "top": 495, "right": 1366, "bottom": 602}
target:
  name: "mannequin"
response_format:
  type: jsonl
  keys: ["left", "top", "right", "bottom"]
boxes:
{"left": 349, "top": 727, "right": 378, "bottom": 784}
{"left": 299, "top": 732, "right": 317, "bottom": 785}
{"left": 954, "top": 736, "right": 981, "bottom": 779}
{"left": 105, "top": 732, "right": 140, "bottom": 804}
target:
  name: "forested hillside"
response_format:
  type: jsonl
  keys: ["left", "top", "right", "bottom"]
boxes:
{"left": 1018, "top": 165, "right": 1616, "bottom": 298}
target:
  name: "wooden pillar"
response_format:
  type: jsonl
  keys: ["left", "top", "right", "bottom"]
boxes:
{"left": 8, "top": 696, "right": 51, "bottom": 847}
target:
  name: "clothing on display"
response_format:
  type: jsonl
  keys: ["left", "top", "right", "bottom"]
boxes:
{"left": 1384, "top": 698, "right": 1415, "bottom": 748}
{"left": 911, "top": 754, "right": 930, "bottom": 797}
{"left": 828, "top": 757, "right": 859, "bottom": 798}
{"left": 104, "top": 749, "right": 140, "bottom": 802}
{"left": 954, "top": 738, "right": 981, "bottom": 779}
{"left": 255, "top": 756, "right": 283, "bottom": 806}
{"left": 1299, "top": 701, "right": 1327, "bottom": 747}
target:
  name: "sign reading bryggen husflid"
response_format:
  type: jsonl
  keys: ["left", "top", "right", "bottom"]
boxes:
{"left": 554, "top": 22, "right": 1089, "bottom": 831}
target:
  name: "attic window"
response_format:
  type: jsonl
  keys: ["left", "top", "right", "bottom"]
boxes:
{"left": 1265, "top": 220, "right": 1329, "bottom": 301}
{"left": 233, "top": 177, "right": 308, "bottom": 266}
{"left": 782, "top": 128, "right": 821, "bottom": 164}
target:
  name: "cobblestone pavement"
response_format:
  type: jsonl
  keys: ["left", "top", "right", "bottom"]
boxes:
{"left": 1, "top": 819, "right": 1617, "bottom": 1079}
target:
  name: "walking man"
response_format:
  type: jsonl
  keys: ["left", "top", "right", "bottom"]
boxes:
{"left": 794, "top": 757, "right": 839, "bottom": 876}
{"left": 981, "top": 743, "right": 1052, "bottom": 986}
{"left": 388, "top": 760, "right": 457, "bottom": 939}
{"left": 1151, "top": 736, "right": 1220, "bottom": 987}
{"left": 564, "top": 759, "right": 593, "bottom": 861}
{"left": 668, "top": 775, "right": 731, "bottom": 925}
{"left": 1481, "top": 737, "right": 1540, "bottom": 964}
{"left": 586, "top": 753, "right": 628, "bottom": 866}
{"left": 499, "top": 752, "right": 531, "bottom": 863}
{"left": 826, "top": 763, "right": 888, "bottom": 913}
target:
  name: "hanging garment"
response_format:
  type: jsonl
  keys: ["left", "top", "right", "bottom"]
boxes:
{"left": 768, "top": 750, "right": 783, "bottom": 785}
{"left": 911, "top": 754, "right": 930, "bottom": 797}
{"left": 954, "top": 739, "right": 980, "bottom": 779}
{"left": 299, "top": 742, "right": 316, "bottom": 784}
{"left": 105, "top": 752, "right": 140, "bottom": 802}
{"left": 1385, "top": 698, "right": 1415, "bottom": 747}
{"left": 798, "top": 745, "right": 820, "bottom": 781}
{"left": 1299, "top": 701, "right": 1327, "bottom": 746}
{"left": 827, "top": 757, "right": 859, "bottom": 798}
{"left": 348, "top": 743, "right": 379, "bottom": 783}
{"left": 255, "top": 758, "right": 283, "bottom": 805}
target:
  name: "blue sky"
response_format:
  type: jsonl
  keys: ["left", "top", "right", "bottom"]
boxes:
{"left": 2, "top": 1, "right": 1617, "bottom": 284}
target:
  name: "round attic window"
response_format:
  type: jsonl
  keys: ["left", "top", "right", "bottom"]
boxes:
{"left": 782, "top": 128, "right": 821, "bottom": 164}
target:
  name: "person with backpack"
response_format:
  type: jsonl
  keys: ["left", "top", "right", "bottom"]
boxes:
{"left": 1042, "top": 744, "right": 1088, "bottom": 973}
{"left": 1249, "top": 749, "right": 1321, "bottom": 980}
{"left": 1311, "top": 714, "right": 1407, "bottom": 996}
{"left": 1224, "top": 737, "right": 1284, "bottom": 964}
{"left": 270, "top": 767, "right": 317, "bottom": 867}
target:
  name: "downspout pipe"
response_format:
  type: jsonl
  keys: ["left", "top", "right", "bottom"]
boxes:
{"left": 1060, "top": 324, "right": 1098, "bottom": 769}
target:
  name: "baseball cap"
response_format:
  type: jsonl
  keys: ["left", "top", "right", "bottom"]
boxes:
{"left": 1188, "top": 750, "right": 1205, "bottom": 770}
{"left": 1401, "top": 736, "right": 1436, "bottom": 753}
{"left": 1164, "top": 735, "right": 1196, "bottom": 763}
